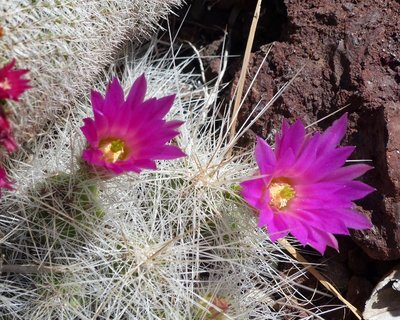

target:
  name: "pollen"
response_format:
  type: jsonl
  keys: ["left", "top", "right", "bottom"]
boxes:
{"left": 0, "top": 78, "right": 11, "bottom": 90}
{"left": 99, "top": 138, "right": 128, "bottom": 163}
{"left": 269, "top": 182, "right": 296, "bottom": 209}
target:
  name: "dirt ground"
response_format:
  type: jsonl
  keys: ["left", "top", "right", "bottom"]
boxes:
{"left": 169, "top": 0, "right": 400, "bottom": 318}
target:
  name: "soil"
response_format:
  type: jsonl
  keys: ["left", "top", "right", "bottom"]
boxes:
{"left": 170, "top": 0, "right": 400, "bottom": 318}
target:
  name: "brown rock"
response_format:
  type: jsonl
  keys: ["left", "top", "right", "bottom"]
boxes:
{"left": 346, "top": 276, "right": 374, "bottom": 311}
{"left": 324, "top": 260, "right": 351, "bottom": 292}
{"left": 234, "top": 0, "right": 400, "bottom": 259}
{"left": 347, "top": 248, "right": 372, "bottom": 276}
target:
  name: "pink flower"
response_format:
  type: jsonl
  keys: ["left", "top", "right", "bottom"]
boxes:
{"left": 240, "top": 114, "right": 374, "bottom": 254}
{"left": 0, "top": 108, "right": 17, "bottom": 153}
{"left": 0, "top": 167, "right": 13, "bottom": 193}
{"left": 0, "top": 59, "right": 31, "bottom": 101}
{"left": 207, "top": 296, "right": 229, "bottom": 319}
{"left": 81, "top": 75, "right": 185, "bottom": 174}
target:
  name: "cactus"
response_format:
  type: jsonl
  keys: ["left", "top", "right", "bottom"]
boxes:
{"left": 0, "top": 0, "right": 333, "bottom": 316}
{"left": 0, "top": 0, "right": 183, "bottom": 143}
{"left": 0, "top": 39, "right": 322, "bottom": 318}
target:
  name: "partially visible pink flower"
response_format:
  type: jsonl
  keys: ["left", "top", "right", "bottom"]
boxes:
{"left": 207, "top": 296, "right": 229, "bottom": 320}
{"left": 0, "top": 59, "right": 31, "bottom": 101}
{"left": 0, "top": 108, "right": 17, "bottom": 153}
{"left": 0, "top": 167, "right": 13, "bottom": 193}
{"left": 240, "top": 114, "right": 374, "bottom": 254}
{"left": 81, "top": 75, "right": 185, "bottom": 174}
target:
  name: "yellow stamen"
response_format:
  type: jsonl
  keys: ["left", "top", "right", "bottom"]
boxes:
{"left": 0, "top": 78, "right": 11, "bottom": 90}
{"left": 99, "top": 138, "right": 128, "bottom": 163}
{"left": 269, "top": 181, "right": 296, "bottom": 209}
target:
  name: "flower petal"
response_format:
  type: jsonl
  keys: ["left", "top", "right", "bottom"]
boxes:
{"left": 240, "top": 113, "right": 374, "bottom": 254}
{"left": 240, "top": 177, "right": 271, "bottom": 210}
{"left": 267, "top": 214, "right": 290, "bottom": 241}
{"left": 150, "top": 95, "right": 175, "bottom": 119}
{"left": 276, "top": 119, "right": 306, "bottom": 158}
{"left": 257, "top": 207, "right": 274, "bottom": 228}
{"left": 322, "top": 163, "right": 373, "bottom": 182}
{"left": 332, "top": 208, "right": 372, "bottom": 229}
{"left": 103, "top": 77, "right": 124, "bottom": 114}
{"left": 255, "top": 136, "right": 276, "bottom": 174}
{"left": 0, "top": 58, "right": 30, "bottom": 101}
{"left": 306, "top": 146, "right": 355, "bottom": 181}
{"left": 0, "top": 166, "right": 13, "bottom": 192}
{"left": 90, "top": 90, "right": 105, "bottom": 112}
{"left": 80, "top": 118, "right": 98, "bottom": 145}
{"left": 318, "top": 113, "right": 348, "bottom": 151}
{"left": 307, "top": 229, "right": 338, "bottom": 254}
{"left": 156, "top": 145, "right": 186, "bottom": 160}
{"left": 334, "top": 180, "right": 375, "bottom": 200}
{"left": 81, "top": 74, "right": 185, "bottom": 175}
{"left": 126, "top": 74, "right": 147, "bottom": 110}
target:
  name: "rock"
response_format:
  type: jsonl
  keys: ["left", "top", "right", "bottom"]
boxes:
{"left": 346, "top": 276, "right": 374, "bottom": 312}
{"left": 363, "top": 265, "right": 400, "bottom": 319}
{"left": 324, "top": 260, "right": 350, "bottom": 291}
{"left": 233, "top": 0, "right": 400, "bottom": 260}
{"left": 342, "top": 3, "right": 355, "bottom": 12}
{"left": 348, "top": 248, "right": 371, "bottom": 276}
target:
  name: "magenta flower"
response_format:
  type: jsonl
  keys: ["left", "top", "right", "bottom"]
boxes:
{"left": 81, "top": 75, "right": 185, "bottom": 174}
{"left": 0, "top": 167, "right": 13, "bottom": 193}
{"left": 0, "top": 108, "right": 17, "bottom": 153}
{"left": 240, "top": 114, "right": 374, "bottom": 254}
{"left": 0, "top": 59, "right": 31, "bottom": 101}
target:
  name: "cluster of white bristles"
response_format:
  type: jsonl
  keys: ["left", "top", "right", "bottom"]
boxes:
{"left": 0, "top": 39, "right": 332, "bottom": 318}
{"left": 1, "top": 0, "right": 182, "bottom": 142}
{"left": 0, "top": 2, "right": 334, "bottom": 318}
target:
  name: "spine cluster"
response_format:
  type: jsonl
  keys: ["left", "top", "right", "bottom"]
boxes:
{"left": 0, "top": 42, "right": 304, "bottom": 319}
{"left": 0, "top": 0, "right": 182, "bottom": 142}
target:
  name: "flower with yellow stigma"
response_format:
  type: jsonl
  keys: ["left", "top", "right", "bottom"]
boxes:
{"left": 240, "top": 114, "right": 374, "bottom": 254}
{"left": 0, "top": 59, "right": 31, "bottom": 101}
{"left": 81, "top": 75, "right": 185, "bottom": 174}
{"left": 98, "top": 138, "right": 128, "bottom": 163}
{"left": 268, "top": 180, "right": 296, "bottom": 210}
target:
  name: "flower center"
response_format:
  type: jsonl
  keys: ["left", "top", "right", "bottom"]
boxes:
{"left": 0, "top": 78, "right": 11, "bottom": 90}
{"left": 269, "top": 181, "right": 296, "bottom": 209}
{"left": 99, "top": 138, "right": 128, "bottom": 163}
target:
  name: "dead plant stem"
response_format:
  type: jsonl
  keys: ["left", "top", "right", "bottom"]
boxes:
{"left": 229, "top": 0, "right": 262, "bottom": 144}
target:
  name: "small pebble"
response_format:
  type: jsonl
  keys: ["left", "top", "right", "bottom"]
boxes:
{"left": 342, "top": 3, "right": 355, "bottom": 12}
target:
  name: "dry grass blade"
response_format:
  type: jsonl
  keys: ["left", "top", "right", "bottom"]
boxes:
{"left": 0, "top": 264, "right": 65, "bottom": 274}
{"left": 229, "top": 0, "right": 263, "bottom": 142}
{"left": 279, "top": 238, "right": 362, "bottom": 320}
